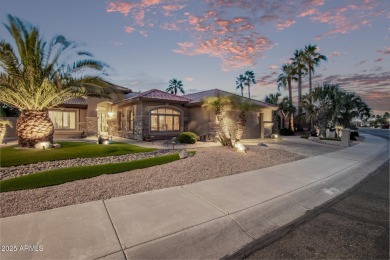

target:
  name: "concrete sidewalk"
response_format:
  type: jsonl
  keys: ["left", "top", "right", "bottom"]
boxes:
{"left": 0, "top": 134, "right": 388, "bottom": 260}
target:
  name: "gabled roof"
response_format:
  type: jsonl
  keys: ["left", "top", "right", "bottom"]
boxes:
{"left": 124, "top": 89, "right": 191, "bottom": 103}
{"left": 183, "top": 89, "right": 277, "bottom": 108}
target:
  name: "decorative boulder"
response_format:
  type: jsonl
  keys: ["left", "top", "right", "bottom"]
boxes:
{"left": 52, "top": 143, "right": 62, "bottom": 148}
{"left": 257, "top": 143, "right": 268, "bottom": 147}
{"left": 179, "top": 150, "right": 189, "bottom": 159}
{"left": 234, "top": 141, "right": 247, "bottom": 152}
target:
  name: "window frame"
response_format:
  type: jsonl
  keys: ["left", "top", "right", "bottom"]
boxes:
{"left": 48, "top": 109, "right": 77, "bottom": 130}
{"left": 150, "top": 107, "right": 181, "bottom": 132}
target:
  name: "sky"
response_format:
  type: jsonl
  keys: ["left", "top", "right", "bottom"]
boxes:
{"left": 1, "top": 0, "right": 389, "bottom": 115}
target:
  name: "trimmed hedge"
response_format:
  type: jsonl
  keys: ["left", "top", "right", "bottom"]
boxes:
{"left": 178, "top": 132, "right": 197, "bottom": 144}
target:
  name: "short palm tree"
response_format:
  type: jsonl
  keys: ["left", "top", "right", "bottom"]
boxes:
{"left": 202, "top": 96, "right": 233, "bottom": 147}
{"left": 264, "top": 93, "right": 281, "bottom": 133}
{"left": 301, "top": 93, "right": 317, "bottom": 129}
{"left": 230, "top": 96, "right": 256, "bottom": 141}
{"left": 166, "top": 78, "right": 184, "bottom": 95}
{"left": 0, "top": 15, "right": 116, "bottom": 147}
{"left": 244, "top": 70, "right": 256, "bottom": 99}
{"left": 302, "top": 44, "right": 327, "bottom": 95}
{"left": 235, "top": 74, "right": 245, "bottom": 97}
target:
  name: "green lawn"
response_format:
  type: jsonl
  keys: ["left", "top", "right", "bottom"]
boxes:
{"left": 0, "top": 154, "right": 180, "bottom": 192}
{"left": 0, "top": 142, "right": 156, "bottom": 167}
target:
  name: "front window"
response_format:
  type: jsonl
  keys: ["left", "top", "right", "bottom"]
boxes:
{"left": 150, "top": 108, "right": 180, "bottom": 132}
{"left": 127, "top": 109, "right": 133, "bottom": 131}
{"left": 49, "top": 110, "right": 76, "bottom": 130}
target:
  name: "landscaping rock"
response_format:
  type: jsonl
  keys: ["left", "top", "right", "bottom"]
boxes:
{"left": 179, "top": 150, "right": 189, "bottom": 159}
{"left": 257, "top": 143, "right": 268, "bottom": 147}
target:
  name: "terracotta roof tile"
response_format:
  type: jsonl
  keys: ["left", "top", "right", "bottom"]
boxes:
{"left": 183, "top": 89, "right": 277, "bottom": 108}
{"left": 61, "top": 97, "right": 88, "bottom": 105}
{"left": 125, "top": 89, "right": 191, "bottom": 102}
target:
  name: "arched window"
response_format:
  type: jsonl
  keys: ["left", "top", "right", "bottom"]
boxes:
{"left": 150, "top": 108, "right": 180, "bottom": 132}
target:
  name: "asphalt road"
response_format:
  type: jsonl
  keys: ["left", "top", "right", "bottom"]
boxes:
{"left": 228, "top": 130, "right": 389, "bottom": 260}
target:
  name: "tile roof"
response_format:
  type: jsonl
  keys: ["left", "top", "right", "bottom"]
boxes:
{"left": 125, "top": 89, "right": 191, "bottom": 102}
{"left": 183, "top": 89, "right": 277, "bottom": 108}
{"left": 61, "top": 97, "right": 88, "bottom": 105}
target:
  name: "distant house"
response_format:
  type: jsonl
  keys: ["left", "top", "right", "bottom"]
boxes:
{"left": 49, "top": 87, "right": 277, "bottom": 140}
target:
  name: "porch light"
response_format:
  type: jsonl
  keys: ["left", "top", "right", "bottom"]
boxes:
{"left": 108, "top": 111, "right": 114, "bottom": 117}
{"left": 103, "top": 140, "right": 109, "bottom": 145}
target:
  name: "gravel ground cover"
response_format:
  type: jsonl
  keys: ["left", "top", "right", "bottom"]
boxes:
{"left": 0, "top": 140, "right": 343, "bottom": 218}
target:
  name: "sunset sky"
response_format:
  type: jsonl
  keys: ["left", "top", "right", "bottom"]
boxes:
{"left": 1, "top": 0, "right": 389, "bottom": 114}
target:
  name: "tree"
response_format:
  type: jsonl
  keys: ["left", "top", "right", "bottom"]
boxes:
{"left": 291, "top": 49, "right": 307, "bottom": 130}
{"left": 277, "top": 64, "right": 297, "bottom": 131}
{"left": 166, "top": 78, "right": 184, "bottom": 95}
{"left": 230, "top": 96, "right": 256, "bottom": 141}
{"left": 302, "top": 44, "right": 327, "bottom": 94}
{"left": 301, "top": 93, "right": 317, "bottom": 129}
{"left": 265, "top": 92, "right": 281, "bottom": 133}
{"left": 244, "top": 70, "right": 256, "bottom": 99}
{"left": 202, "top": 96, "right": 233, "bottom": 147}
{"left": 0, "top": 15, "right": 116, "bottom": 147}
{"left": 235, "top": 74, "right": 245, "bottom": 97}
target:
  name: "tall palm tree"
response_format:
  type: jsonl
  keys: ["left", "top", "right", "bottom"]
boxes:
{"left": 244, "top": 70, "right": 256, "bottom": 99}
{"left": 0, "top": 15, "right": 116, "bottom": 147}
{"left": 166, "top": 78, "right": 184, "bottom": 95}
{"left": 277, "top": 64, "right": 297, "bottom": 105}
{"left": 235, "top": 74, "right": 245, "bottom": 97}
{"left": 291, "top": 49, "right": 307, "bottom": 130}
{"left": 302, "top": 44, "right": 327, "bottom": 95}
{"left": 202, "top": 96, "right": 233, "bottom": 147}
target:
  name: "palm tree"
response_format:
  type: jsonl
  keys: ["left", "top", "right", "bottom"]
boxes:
{"left": 277, "top": 64, "right": 297, "bottom": 131}
{"left": 244, "top": 70, "right": 256, "bottom": 99}
{"left": 166, "top": 78, "right": 184, "bottom": 95}
{"left": 302, "top": 44, "right": 327, "bottom": 95}
{"left": 264, "top": 93, "right": 281, "bottom": 133}
{"left": 230, "top": 96, "right": 256, "bottom": 141}
{"left": 202, "top": 96, "right": 233, "bottom": 147}
{"left": 301, "top": 93, "right": 317, "bottom": 129}
{"left": 0, "top": 15, "right": 116, "bottom": 147}
{"left": 235, "top": 74, "right": 245, "bottom": 97}
{"left": 291, "top": 49, "right": 307, "bottom": 130}
{"left": 277, "top": 64, "right": 297, "bottom": 105}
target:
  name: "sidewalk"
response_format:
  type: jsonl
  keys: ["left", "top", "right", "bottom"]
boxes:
{"left": 0, "top": 134, "right": 388, "bottom": 260}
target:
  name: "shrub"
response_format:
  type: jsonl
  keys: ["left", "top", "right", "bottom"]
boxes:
{"left": 278, "top": 128, "right": 295, "bottom": 136}
{"left": 178, "top": 132, "right": 197, "bottom": 144}
{"left": 301, "top": 134, "right": 309, "bottom": 139}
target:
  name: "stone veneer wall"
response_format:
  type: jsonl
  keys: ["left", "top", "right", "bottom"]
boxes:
{"left": 107, "top": 118, "right": 118, "bottom": 136}
{"left": 86, "top": 117, "right": 98, "bottom": 136}
{"left": 133, "top": 116, "right": 149, "bottom": 140}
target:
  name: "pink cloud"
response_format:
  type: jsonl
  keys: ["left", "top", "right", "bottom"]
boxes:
{"left": 374, "top": 58, "right": 383, "bottom": 62}
{"left": 124, "top": 26, "right": 135, "bottom": 33}
{"left": 269, "top": 65, "right": 279, "bottom": 69}
{"left": 174, "top": 33, "right": 273, "bottom": 71}
{"left": 276, "top": 19, "right": 296, "bottom": 30}
{"left": 106, "top": 2, "right": 135, "bottom": 16}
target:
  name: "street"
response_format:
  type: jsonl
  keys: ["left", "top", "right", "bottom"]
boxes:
{"left": 228, "top": 129, "right": 389, "bottom": 259}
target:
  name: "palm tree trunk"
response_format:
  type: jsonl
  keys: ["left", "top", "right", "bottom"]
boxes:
{"left": 309, "top": 68, "right": 312, "bottom": 94}
{"left": 241, "top": 88, "right": 243, "bottom": 97}
{"left": 216, "top": 112, "right": 233, "bottom": 147}
{"left": 16, "top": 110, "right": 54, "bottom": 148}
{"left": 235, "top": 111, "right": 246, "bottom": 141}
{"left": 297, "top": 72, "right": 302, "bottom": 130}
{"left": 288, "top": 79, "right": 293, "bottom": 104}
{"left": 248, "top": 85, "right": 251, "bottom": 99}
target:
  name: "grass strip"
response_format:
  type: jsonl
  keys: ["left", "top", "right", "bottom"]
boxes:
{"left": 0, "top": 154, "right": 179, "bottom": 193}
{"left": 0, "top": 142, "right": 156, "bottom": 167}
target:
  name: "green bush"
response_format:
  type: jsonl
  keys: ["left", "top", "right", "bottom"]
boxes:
{"left": 178, "top": 132, "right": 197, "bottom": 144}
{"left": 278, "top": 128, "right": 295, "bottom": 136}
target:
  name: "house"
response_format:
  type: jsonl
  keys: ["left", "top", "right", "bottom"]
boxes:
{"left": 48, "top": 87, "right": 277, "bottom": 140}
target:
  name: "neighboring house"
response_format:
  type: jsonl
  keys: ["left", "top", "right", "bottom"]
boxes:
{"left": 48, "top": 87, "right": 277, "bottom": 140}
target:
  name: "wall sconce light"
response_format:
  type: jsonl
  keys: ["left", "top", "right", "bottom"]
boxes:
{"left": 108, "top": 111, "right": 114, "bottom": 117}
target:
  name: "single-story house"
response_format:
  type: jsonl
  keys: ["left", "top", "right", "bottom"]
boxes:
{"left": 48, "top": 87, "right": 277, "bottom": 140}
